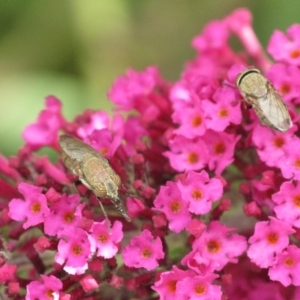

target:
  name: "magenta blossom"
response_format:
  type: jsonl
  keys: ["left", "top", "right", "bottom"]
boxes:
{"left": 8, "top": 182, "right": 50, "bottom": 229}
{"left": 3, "top": 7, "right": 300, "bottom": 300}
{"left": 22, "top": 96, "right": 65, "bottom": 150}
{"left": 89, "top": 220, "right": 123, "bottom": 259}
{"left": 44, "top": 194, "right": 83, "bottom": 236}
{"left": 188, "top": 221, "right": 247, "bottom": 272}
{"left": 247, "top": 217, "right": 295, "bottom": 268}
{"left": 272, "top": 181, "right": 300, "bottom": 228}
{"left": 268, "top": 245, "right": 300, "bottom": 287}
{"left": 177, "top": 170, "right": 223, "bottom": 214}
{"left": 176, "top": 273, "right": 222, "bottom": 300}
{"left": 55, "top": 227, "right": 93, "bottom": 275}
{"left": 152, "top": 266, "right": 196, "bottom": 300}
{"left": 267, "top": 24, "right": 300, "bottom": 66}
{"left": 153, "top": 181, "right": 192, "bottom": 233}
{"left": 164, "top": 135, "right": 209, "bottom": 172}
{"left": 122, "top": 229, "right": 164, "bottom": 271}
{"left": 203, "top": 86, "right": 242, "bottom": 131}
{"left": 26, "top": 275, "right": 62, "bottom": 300}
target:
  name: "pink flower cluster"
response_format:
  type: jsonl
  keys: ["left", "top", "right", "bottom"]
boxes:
{"left": 1, "top": 7, "right": 300, "bottom": 300}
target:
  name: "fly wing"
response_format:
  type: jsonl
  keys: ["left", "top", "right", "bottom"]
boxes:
{"left": 59, "top": 134, "right": 102, "bottom": 161}
{"left": 255, "top": 84, "right": 292, "bottom": 132}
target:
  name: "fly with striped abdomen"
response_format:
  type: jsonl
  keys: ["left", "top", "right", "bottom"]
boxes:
{"left": 236, "top": 68, "right": 292, "bottom": 132}
{"left": 58, "top": 134, "right": 131, "bottom": 222}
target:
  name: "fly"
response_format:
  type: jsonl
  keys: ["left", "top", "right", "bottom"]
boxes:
{"left": 58, "top": 134, "right": 131, "bottom": 222}
{"left": 236, "top": 68, "right": 292, "bottom": 132}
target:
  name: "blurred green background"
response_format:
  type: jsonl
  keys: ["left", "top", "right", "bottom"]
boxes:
{"left": 1, "top": 0, "right": 300, "bottom": 156}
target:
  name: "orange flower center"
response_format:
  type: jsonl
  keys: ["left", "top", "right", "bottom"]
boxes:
{"left": 188, "top": 152, "right": 199, "bottom": 164}
{"left": 167, "top": 280, "right": 177, "bottom": 293}
{"left": 142, "top": 248, "right": 152, "bottom": 258}
{"left": 284, "top": 257, "right": 294, "bottom": 267}
{"left": 214, "top": 142, "right": 226, "bottom": 155}
{"left": 191, "top": 116, "right": 202, "bottom": 127}
{"left": 279, "top": 83, "right": 291, "bottom": 95}
{"left": 72, "top": 245, "right": 82, "bottom": 255}
{"left": 294, "top": 159, "right": 300, "bottom": 169}
{"left": 31, "top": 202, "right": 41, "bottom": 214}
{"left": 206, "top": 240, "right": 221, "bottom": 253}
{"left": 170, "top": 201, "right": 182, "bottom": 213}
{"left": 290, "top": 49, "right": 300, "bottom": 59}
{"left": 63, "top": 211, "right": 75, "bottom": 223}
{"left": 192, "top": 189, "right": 203, "bottom": 200}
{"left": 218, "top": 108, "right": 229, "bottom": 118}
{"left": 293, "top": 194, "right": 300, "bottom": 207}
{"left": 273, "top": 136, "right": 285, "bottom": 148}
{"left": 267, "top": 232, "right": 278, "bottom": 244}
{"left": 98, "top": 233, "right": 109, "bottom": 243}
{"left": 194, "top": 283, "right": 206, "bottom": 295}
{"left": 100, "top": 147, "right": 108, "bottom": 156}
{"left": 46, "top": 289, "right": 54, "bottom": 299}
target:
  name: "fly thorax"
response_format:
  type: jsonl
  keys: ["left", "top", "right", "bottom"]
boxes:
{"left": 253, "top": 86, "right": 268, "bottom": 98}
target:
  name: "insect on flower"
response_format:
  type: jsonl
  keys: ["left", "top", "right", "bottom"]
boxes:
{"left": 58, "top": 134, "right": 131, "bottom": 222}
{"left": 236, "top": 68, "right": 292, "bottom": 132}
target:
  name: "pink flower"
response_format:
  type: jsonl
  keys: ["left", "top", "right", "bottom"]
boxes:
{"left": 26, "top": 275, "right": 62, "bottom": 300}
{"left": 164, "top": 135, "right": 209, "bottom": 172}
{"left": 77, "top": 111, "right": 110, "bottom": 139}
{"left": 172, "top": 101, "right": 207, "bottom": 138}
{"left": 108, "top": 66, "right": 162, "bottom": 112}
{"left": 267, "top": 24, "right": 300, "bottom": 66}
{"left": 55, "top": 228, "right": 93, "bottom": 275}
{"left": 190, "top": 221, "right": 247, "bottom": 271}
{"left": 272, "top": 181, "right": 300, "bottom": 228}
{"left": 203, "top": 130, "right": 240, "bottom": 175}
{"left": 269, "top": 245, "right": 300, "bottom": 287}
{"left": 247, "top": 217, "right": 295, "bottom": 268}
{"left": 277, "top": 138, "right": 300, "bottom": 180}
{"left": 8, "top": 182, "right": 50, "bottom": 229}
{"left": 192, "top": 20, "right": 229, "bottom": 52}
{"left": 227, "top": 8, "right": 271, "bottom": 71}
{"left": 22, "top": 96, "right": 65, "bottom": 150}
{"left": 152, "top": 266, "right": 195, "bottom": 300}
{"left": 122, "top": 229, "right": 164, "bottom": 271}
{"left": 88, "top": 122, "right": 123, "bottom": 158}
{"left": 153, "top": 181, "right": 192, "bottom": 233}
{"left": 44, "top": 194, "right": 82, "bottom": 236}
{"left": 252, "top": 123, "right": 295, "bottom": 167}
{"left": 181, "top": 250, "right": 215, "bottom": 276}
{"left": 176, "top": 273, "right": 222, "bottom": 300}
{"left": 203, "top": 87, "right": 242, "bottom": 131}
{"left": 170, "top": 77, "right": 214, "bottom": 107}
{"left": 77, "top": 112, "right": 124, "bottom": 157}
{"left": 267, "top": 63, "right": 300, "bottom": 104}
{"left": 89, "top": 220, "right": 123, "bottom": 259}
{"left": 177, "top": 170, "right": 223, "bottom": 214}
